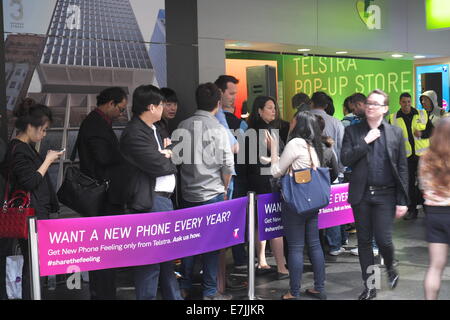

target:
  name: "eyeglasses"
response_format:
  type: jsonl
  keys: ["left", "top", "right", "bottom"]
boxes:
{"left": 365, "top": 102, "right": 387, "bottom": 108}
{"left": 116, "top": 105, "right": 127, "bottom": 114}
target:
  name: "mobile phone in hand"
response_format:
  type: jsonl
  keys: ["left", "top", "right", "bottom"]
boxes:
{"left": 164, "top": 140, "right": 180, "bottom": 151}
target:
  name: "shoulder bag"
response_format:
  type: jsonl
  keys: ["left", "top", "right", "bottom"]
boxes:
{"left": 280, "top": 144, "right": 331, "bottom": 215}
{"left": 57, "top": 137, "right": 109, "bottom": 217}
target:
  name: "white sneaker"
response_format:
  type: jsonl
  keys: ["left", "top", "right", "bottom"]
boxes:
{"left": 350, "top": 247, "right": 379, "bottom": 256}
{"left": 329, "top": 247, "right": 346, "bottom": 256}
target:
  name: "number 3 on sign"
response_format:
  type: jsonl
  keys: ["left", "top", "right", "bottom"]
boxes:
{"left": 66, "top": 5, "right": 81, "bottom": 30}
{"left": 10, "top": 0, "right": 24, "bottom": 21}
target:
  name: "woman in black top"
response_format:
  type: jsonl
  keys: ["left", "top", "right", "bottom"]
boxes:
{"left": 247, "top": 96, "right": 289, "bottom": 278}
{"left": 1, "top": 99, "right": 63, "bottom": 299}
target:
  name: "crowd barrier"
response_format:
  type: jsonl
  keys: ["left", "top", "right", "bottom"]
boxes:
{"left": 27, "top": 183, "right": 353, "bottom": 300}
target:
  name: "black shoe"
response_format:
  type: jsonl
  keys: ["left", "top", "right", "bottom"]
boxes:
{"left": 387, "top": 268, "right": 399, "bottom": 289}
{"left": 255, "top": 265, "right": 275, "bottom": 275}
{"left": 277, "top": 272, "right": 289, "bottom": 280}
{"left": 226, "top": 277, "right": 248, "bottom": 290}
{"left": 358, "top": 288, "right": 377, "bottom": 300}
{"left": 403, "top": 210, "right": 418, "bottom": 220}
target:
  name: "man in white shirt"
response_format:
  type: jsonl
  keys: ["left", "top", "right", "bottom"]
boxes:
{"left": 120, "top": 85, "right": 181, "bottom": 300}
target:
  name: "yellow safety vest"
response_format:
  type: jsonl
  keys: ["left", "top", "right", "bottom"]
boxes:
{"left": 389, "top": 109, "right": 428, "bottom": 157}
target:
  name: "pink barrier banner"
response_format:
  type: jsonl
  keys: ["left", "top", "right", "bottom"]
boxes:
{"left": 258, "top": 183, "right": 354, "bottom": 241}
{"left": 317, "top": 183, "right": 354, "bottom": 229}
{"left": 37, "top": 197, "right": 248, "bottom": 276}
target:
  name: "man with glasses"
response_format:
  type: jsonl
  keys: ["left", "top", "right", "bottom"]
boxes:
{"left": 341, "top": 89, "right": 409, "bottom": 300}
{"left": 77, "top": 86, "right": 129, "bottom": 299}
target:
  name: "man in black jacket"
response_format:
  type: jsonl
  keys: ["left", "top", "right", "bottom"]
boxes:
{"left": 77, "top": 87, "right": 128, "bottom": 300}
{"left": 341, "top": 89, "right": 409, "bottom": 300}
{"left": 120, "top": 85, "right": 180, "bottom": 300}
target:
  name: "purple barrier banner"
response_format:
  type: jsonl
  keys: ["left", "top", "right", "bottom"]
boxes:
{"left": 257, "top": 193, "right": 284, "bottom": 241}
{"left": 257, "top": 184, "right": 354, "bottom": 241}
{"left": 37, "top": 197, "right": 248, "bottom": 276}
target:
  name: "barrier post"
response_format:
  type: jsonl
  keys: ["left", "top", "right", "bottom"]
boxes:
{"left": 28, "top": 217, "right": 41, "bottom": 300}
{"left": 247, "top": 192, "right": 256, "bottom": 300}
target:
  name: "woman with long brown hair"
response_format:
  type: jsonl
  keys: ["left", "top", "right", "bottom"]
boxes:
{"left": 418, "top": 115, "right": 450, "bottom": 300}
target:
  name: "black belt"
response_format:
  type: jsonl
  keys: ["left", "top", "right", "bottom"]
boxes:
{"left": 367, "top": 185, "right": 395, "bottom": 191}
{"left": 155, "top": 191, "right": 173, "bottom": 198}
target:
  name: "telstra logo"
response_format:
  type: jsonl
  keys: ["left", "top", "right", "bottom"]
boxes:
{"left": 356, "top": 0, "right": 381, "bottom": 30}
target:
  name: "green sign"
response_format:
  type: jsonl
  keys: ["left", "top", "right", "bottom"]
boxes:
{"left": 426, "top": 0, "right": 450, "bottom": 30}
{"left": 283, "top": 55, "right": 413, "bottom": 120}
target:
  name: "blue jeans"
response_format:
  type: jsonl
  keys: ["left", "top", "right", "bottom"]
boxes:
{"left": 341, "top": 225, "right": 349, "bottom": 245}
{"left": 227, "top": 177, "right": 235, "bottom": 200}
{"left": 282, "top": 204, "right": 326, "bottom": 297}
{"left": 133, "top": 196, "right": 183, "bottom": 300}
{"left": 180, "top": 193, "right": 224, "bottom": 297}
{"left": 325, "top": 226, "right": 342, "bottom": 252}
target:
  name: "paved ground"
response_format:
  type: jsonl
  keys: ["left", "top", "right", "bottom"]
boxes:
{"left": 41, "top": 208, "right": 450, "bottom": 300}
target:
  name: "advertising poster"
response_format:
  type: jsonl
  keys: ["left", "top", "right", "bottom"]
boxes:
{"left": 3, "top": 0, "right": 166, "bottom": 189}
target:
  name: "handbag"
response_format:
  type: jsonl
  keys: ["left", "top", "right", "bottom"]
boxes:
{"left": 57, "top": 137, "right": 109, "bottom": 217}
{"left": 280, "top": 144, "right": 331, "bottom": 215}
{"left": 0, "top": 190, "right": 35, "bottom": 239}
{"left": 0, "top": 144, "right": 36, "bottom": 239}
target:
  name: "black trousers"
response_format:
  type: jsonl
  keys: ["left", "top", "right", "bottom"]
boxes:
{"left": 352, "top": 188, "right": 396, "bottom": 286}
{"left": 407, "top": 155, "right": 420, "bottom": 212}
{"left": 89, "top": 202, "right": 124, "bottom": 300}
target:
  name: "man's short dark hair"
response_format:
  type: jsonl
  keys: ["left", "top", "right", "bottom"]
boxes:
{"left": 292, "top": 92, "right": 311, "bottom": 110}
{"left": 311, "top": 91, "right": 329, "bottom": 109}
{"left": 399, "top": 92, "right": 412, "bottom": 100}
{"left": 161, "top": 87, "right": 178, "bottom": 104}
{"left": 196, "top": 83, "right": 221, "bottom": 112}
{"left": 350, "top": 93, "right": 367, "bottom": 104}
{"left": 214, "top": 75, "right": 239, "bottom": 92}
{"left": 96, "top": 87, "right": 127, "bottom": 107}
{"left": 132, "top": 85, "right": 164, "bottom": 116}
{"left": 343, "top": 96, "right": 352, "bottom": 114}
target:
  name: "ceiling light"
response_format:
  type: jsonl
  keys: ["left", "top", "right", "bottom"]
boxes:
{"left": 391, "top": 54, "right": 404, "bottom": 58}
{"left": 336, "top": 51, "right": 348, "bottom": 54}
{"left": 297, "top": 48, "right": 311, "bottom": 52}
{"left": 414, "top": 55, "right": 426, "bottom": 59}
{"left": 228, "top": 42, "right": 251, "bottom": 48}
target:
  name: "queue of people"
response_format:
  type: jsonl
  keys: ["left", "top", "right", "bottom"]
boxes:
{"left": 0, "top": 76, "right": 449, "bottom": 301}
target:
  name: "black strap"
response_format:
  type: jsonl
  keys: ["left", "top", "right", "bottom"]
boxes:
{"left": 70, "top": 135, "right": 79, "bottom": 162}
